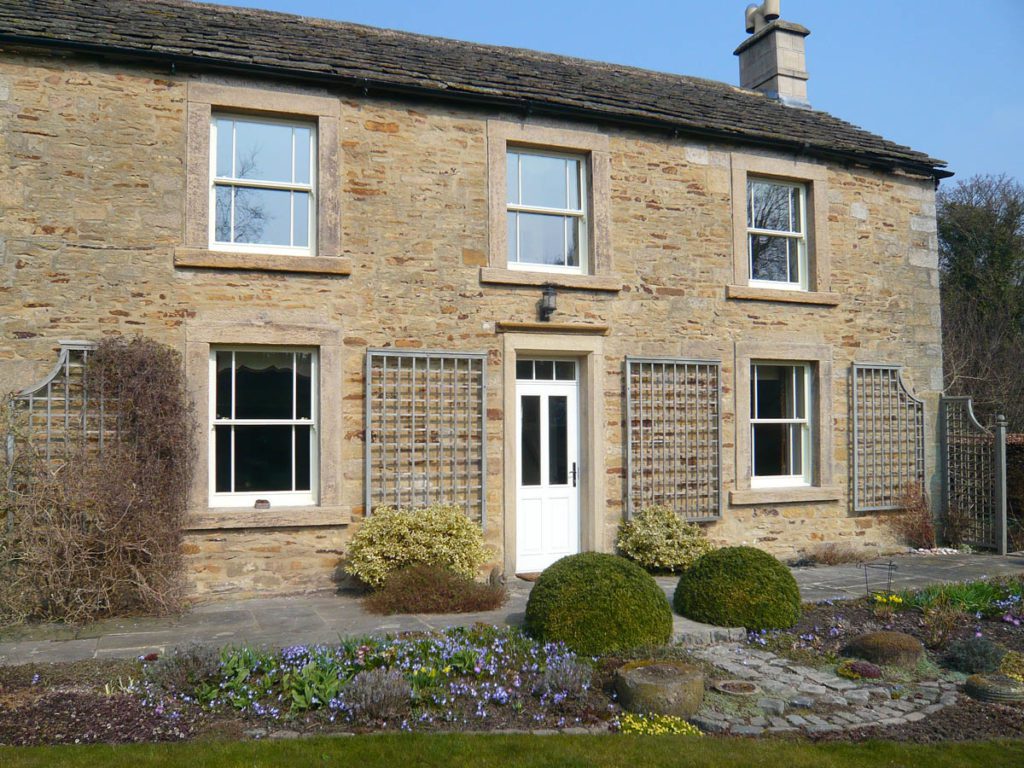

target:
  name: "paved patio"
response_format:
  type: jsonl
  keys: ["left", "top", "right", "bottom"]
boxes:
{"left": 1, "top": 552, "right": 1021, "bottom": 666}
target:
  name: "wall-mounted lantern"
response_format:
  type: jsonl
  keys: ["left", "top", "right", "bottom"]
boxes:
{"left": 539, "top": 284, "right": 557, "bottom": 322}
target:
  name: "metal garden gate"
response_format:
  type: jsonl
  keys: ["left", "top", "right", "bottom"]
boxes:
{"left": 940, "top": 397, "right": 1008, "bottom": 554}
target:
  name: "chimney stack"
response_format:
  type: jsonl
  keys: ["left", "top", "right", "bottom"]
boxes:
{"left": 735, "top": 2, "right": 811, "bottom": 108}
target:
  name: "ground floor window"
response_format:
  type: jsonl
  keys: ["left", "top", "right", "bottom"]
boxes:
{"left": 210, "top": 348, "right": 318, "bottom": 507}
{"left": 750, "top": 362, "right": 811, "bottom": 487}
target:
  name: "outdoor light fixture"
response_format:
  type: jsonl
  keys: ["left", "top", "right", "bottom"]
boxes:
{"left": 539, "top": 284, "right": 557, "bottom": 321}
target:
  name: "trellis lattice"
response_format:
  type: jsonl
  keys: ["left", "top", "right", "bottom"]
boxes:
{"left": 851, "top": 364, "right": 925, "bottom": 512}
{"left": 940, "top": 397, "right": 1002, "bottom": 550}
{"left": 9, "top": 341, "right": 118, "bottom": 464}
{"left": 625, "top": 357, "right": 721, "bottom": 521}
{"left": 365, "top": 349, "right": 487, "bottom": 523}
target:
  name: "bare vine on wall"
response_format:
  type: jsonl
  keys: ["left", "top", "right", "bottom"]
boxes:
{"left": 1, "top": 337, "right": 194, "bottom": 625}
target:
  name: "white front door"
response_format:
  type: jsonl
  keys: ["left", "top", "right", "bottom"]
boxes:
{"left": 515, "top": 359, "right": 580, "bottom": 573}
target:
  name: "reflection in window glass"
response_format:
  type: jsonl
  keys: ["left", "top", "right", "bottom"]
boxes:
{"left": 521, "top": 395, "right": 541, "bottom": 486}
{"left": 746, "top": 178, "right": 805, "bottom": 288}
{"left": 548, "top": 396, "right": 568, "bottom": 485}
{"left": 212, "top": 115, "right": 315, "bottom": 251}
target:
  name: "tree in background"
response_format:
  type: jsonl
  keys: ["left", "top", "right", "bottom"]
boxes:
{"left": 938, "top": 174, "right": 1024, "bottom": 430}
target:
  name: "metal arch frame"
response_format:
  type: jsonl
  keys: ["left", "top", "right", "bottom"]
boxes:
{"left": 364, "top": 348, "right": 488, "bottom": 525}
{"left": 624, "top": 355, "right": 723, "bottom": 522}
{"left": 851, "top": 363, "right": 926, "bottom": 513}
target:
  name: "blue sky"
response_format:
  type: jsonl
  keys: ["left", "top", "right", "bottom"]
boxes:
{"left": 209, "top": 0, "right": 1021, "bottom": 185}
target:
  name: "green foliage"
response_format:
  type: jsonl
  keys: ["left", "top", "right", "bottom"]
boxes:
{"left": 946, "top": 637, "right": 1007, "bottom": 675}
{"left": 902, "top": 576, "right": 1024, "bottom": 617}
{"left": 346, "top": 504, "right": 492, "bottom": 588}
{"left": 615, "top": 505, "right": 713, "bottom": 573}
{"left": 363, "top": 564, "right": 506, "bottom": 615}
{"left": 143, "top": 644, "right": 220, "bottom": 704}
{"left": 524, "top": 553, "right": 672, "bottom": 655}
{"left": 672, "top": 546, "right": 800, "bottom": 631}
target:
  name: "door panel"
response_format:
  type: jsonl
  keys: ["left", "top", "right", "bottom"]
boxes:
{"left": 515, "top": 365, "right": 579, "bottom": 573}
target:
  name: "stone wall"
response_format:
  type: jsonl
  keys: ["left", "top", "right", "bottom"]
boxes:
{"left": 0, "top": 51, "right": 942, "bottom": 599}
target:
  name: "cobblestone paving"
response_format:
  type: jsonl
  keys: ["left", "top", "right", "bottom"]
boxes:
{"left": 690, "top": 643, "right": 958, "bottom": 735}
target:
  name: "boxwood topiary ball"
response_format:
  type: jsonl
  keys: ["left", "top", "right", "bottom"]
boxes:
{"left": 524, "top": 552, "right": 673, "bottom": 655}
{"left": 673, "top": 546, "right": 800, "bottom": 630}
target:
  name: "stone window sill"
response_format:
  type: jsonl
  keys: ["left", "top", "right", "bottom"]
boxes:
{"left": 495, "top": 321, "right": 610, "bottom": 336}
{"left": 729, "top": 485, "right": 842, "bottom": 506}
{"left": 175, "top": 248, "right": 352, "bottom": 276}
{"left": 186, "top": 505, "right": 351, "bottom": 531}
{"left": 726, "top": 284, "right": 840, "bottom": 306}
{"left": 480, "top": 267, "right": 621, "bottom": 293}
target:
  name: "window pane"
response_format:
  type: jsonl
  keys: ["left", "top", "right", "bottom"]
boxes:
{"left": 521, "top": 395, "right": 541, "bottom": 486}
{"left": 234, "top": 425, "right": 292, "bottom": 491}
{"left": 750, "top": 234, "right": 792, "bottom": 283}
{"left": 293, "top": 126, "right": 312, "bottom": 185}
{"left": 549, "top": 395, "right": 568, "bottom": 485}
{"left": 520, "top": 153, "right": 568, "bottom": 209}
{"left": 214, "top": 185, "right": 232, "bottom": 243}
{"left": 750, "top": 181, "right": 794, "bottom": 233}
{"left": 215, "top": 351, "right": 233, "bottom": 419}
{"left": 789, "top": 423, "right": 804, "bottom": 477}
{"left": 534, "top": 360, "right": 554, "bottom": 380}
{"left": 232, "top": 187, "right": 292, "bottom": 246}
{"left": 555, "top": 361, "right": 575, "bottom": 381}
{"left": 753, "top": 423, "right": 788, "bottom": 476}
{"left": 234, "top": 351, "right": 295, "bottom": 420}
{"left": 518, "top": 213, "right": 566, "bottom": 267}
{"left": 789, "top": 185, "right": 802, "bottom": 232}
{"left": 293, "top": 192, "right": 310, "bottom": 248}
{"left": 788, "top": 240, "right": 801, "bottom": 284}
{"left": 754, "top": 365, "right": 785, "bottom": 419}
{"left": 507, "top": 212, "right": 518, "bottom": 263}
{"left": 565, "top": 217, "right": 579, "bottom": 267}
{"left": 296, "top": 352, "right": 313, "bottom": 420}
{"left": 506, "top": 152, "right": 519, "bottom": 204}
{"left": 516, "top": 360, "right": 533, "bottom": 380}
{"left": 215, "top": 118, "right": 234, "bottom": 178}
{"left": 566, "top": 158, "right": 581, "bottom": 209}
{"left": 295, "top": 425, "right": 312, "bottom": 492}
{"left": 214, "top": 425, "right": 232, "bottom": 492}
{"left": 232, "top": 119, "right": 293, "bottom": 182}
{"left": 793, "top": 367, "right": 806, "bottom": 419}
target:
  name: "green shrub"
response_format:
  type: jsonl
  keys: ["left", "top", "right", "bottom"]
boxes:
{"left": 615, "top": 505, "right": 713, "bottom": 573}
{"left": 524, "top": 553, "right": 672, "bottom": 655}
{"left": 346, "top": 504, "right": 491, "bottom": 588}
{"left": 946, "top": 636, "right": 1007, "bottom": 674}
{"left": 1001, "top": 650, "right": 1024, "bottom": 683}
{"left": 363, "top": 564, "right": 506, "bottom": 615}
{"left": 672, "top": 546, "right": 800, "bottom": 630}
{"left": 841, "top": 631, "right": 924, "bottom": 668}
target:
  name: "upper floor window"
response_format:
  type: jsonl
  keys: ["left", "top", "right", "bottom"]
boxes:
{"left": 211, "top": 348, "right": 318, "bottom": 508}
{"left": 506, "top": 149, "right": 588, "bottom": 273}
{"left": 211, "top": 115, "right": 316, "bottom": 256}
{"left": 747, "top": 178, "right": 807, "bottom": 290}
{"left": 750, "top": 362, "right": 811, "bottom": 487}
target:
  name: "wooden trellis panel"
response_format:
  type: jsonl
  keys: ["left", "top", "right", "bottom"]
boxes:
{"left": 941, "top": 397, "right": 1007, "bottom": 552}
{"left": 851, "top": 364, "right": 925, "bottom": 512}
{"left": 626, "top": 357, "right": 721, "bottom": 521}
{"left": 10, "top": 341, "right": 116, "bottom": 463}
{"left": 365, "top": 349, "right": 487, "bottom": 522}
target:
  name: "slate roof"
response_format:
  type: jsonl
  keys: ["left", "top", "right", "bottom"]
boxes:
{"left": 0, "top": 0, "right": 950, "bottom": 178}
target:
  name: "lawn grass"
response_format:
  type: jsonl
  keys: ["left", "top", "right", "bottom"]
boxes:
{"left": 2, "top": 734, "right": 1023, "bottom": 768}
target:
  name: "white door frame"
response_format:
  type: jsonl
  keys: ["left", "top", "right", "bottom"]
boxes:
{"left": 500, "top": 333, "right": 606, "bottom": 579}
{"left": 514, "top": 370, "right": 580, "bottom": 573}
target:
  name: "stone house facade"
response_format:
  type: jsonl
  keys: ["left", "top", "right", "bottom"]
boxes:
{"left": 0, "top": 1, "right": 950, "bottom": 597}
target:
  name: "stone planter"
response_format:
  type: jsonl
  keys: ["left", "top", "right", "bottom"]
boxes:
{"left": 614, "top": 660, "right": 705, "bottom": 717}
{"left": 963, "top": 674, "right": 1024, "bottom": 704}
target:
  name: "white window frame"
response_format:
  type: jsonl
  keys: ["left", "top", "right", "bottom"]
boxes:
{"left": 209, "top": 346, "right": 319, "bottom": 508}
{"left": 209, "top": 114, "right": 317, "bottom": 257}
{"left": 747, "top": 178, "right": 808, "bottom": 291}
{"left": 506, "top": 147, "right": 589, "bottom": 275}
{"left": 750, "top": 362, "right": 812, "bottom": 488}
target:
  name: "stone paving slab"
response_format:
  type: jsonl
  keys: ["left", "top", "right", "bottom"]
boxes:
{"left": 1, "top": 553, "right": 1022, "bottom": 666}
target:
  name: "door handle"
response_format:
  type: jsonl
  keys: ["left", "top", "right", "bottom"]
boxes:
{"left": 571, "top": 462, "right": 577, "bottom": 488}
